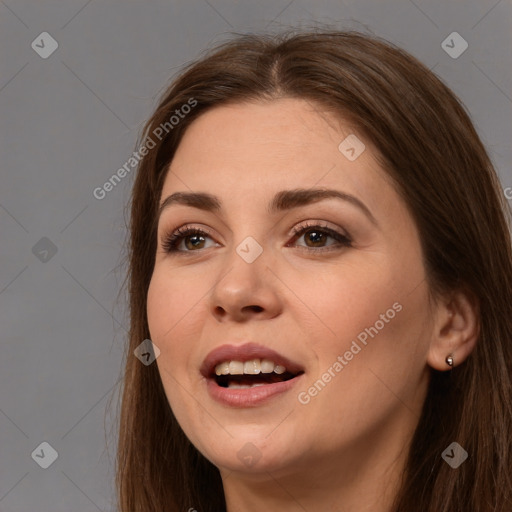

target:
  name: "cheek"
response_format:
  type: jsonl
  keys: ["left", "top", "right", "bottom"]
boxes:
{"left": 295, "top": 260, "right": 399, "bottom": 354}
{"left": 299, "top": 252, "right": 429, "bottom": 390}
{"left": 147, "top": 266, "right": 204, "bottom": 341}
{"left": 146, "top": 270, "right": 206, "bottom": 432}
{"left": 302, "top": 272, "right": 430, "bottom": 412}
{"left": 295, "top": 296, "right": 429, "bottom": 449}
{"left": 147, "top": 272, "right": 172, "bottom": 344}
{"left": 146, "top": 269, "right": 201, "bottom": 386}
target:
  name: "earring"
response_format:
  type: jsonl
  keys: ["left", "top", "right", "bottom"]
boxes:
{"left": 445, "top": 354, "right": 454, "bottom": 367}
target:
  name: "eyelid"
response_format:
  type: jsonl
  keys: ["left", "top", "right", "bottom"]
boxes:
{"left": 288, "top": 219, "right": 349, "bottom": 238}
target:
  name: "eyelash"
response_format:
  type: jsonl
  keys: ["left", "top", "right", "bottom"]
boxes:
{"left": 161, "top": 222, "right": 352, "bottom": 254}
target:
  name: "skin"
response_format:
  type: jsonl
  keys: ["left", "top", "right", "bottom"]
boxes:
{"left": 146, "top": 98, "right": 479, "bottom": 511}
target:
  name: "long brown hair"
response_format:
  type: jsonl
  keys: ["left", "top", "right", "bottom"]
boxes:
{"left": 116, "top": 30, "right": 512, "bottom": 511}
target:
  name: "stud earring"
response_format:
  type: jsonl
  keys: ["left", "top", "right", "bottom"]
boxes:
{"left": 445, "top": 354, "right": 454, "bottom": 367}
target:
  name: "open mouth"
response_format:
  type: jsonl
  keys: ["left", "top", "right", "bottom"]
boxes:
{"left": 201, "top": 343, "right": 305, "bottom": 406}
{"left": 212, "top": 359, "right": 303, "bottom": 389}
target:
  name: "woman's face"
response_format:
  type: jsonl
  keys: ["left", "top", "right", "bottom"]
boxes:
{"left": 147, "top": 98, "right": 434, "bottom": 478}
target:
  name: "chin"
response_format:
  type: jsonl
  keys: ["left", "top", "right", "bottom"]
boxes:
{"left": 192, "top": 426, "right": 304, "bottom": 476}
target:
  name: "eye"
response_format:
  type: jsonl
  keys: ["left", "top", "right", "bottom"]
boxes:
{"left": 161, "top": 225, "right": 217, "bottom": 253}
{"left": 288, "top": 222, "right": 352, "bottom": 252}
{"left": 160, "top": 222, "right": 352, "bottom": 254}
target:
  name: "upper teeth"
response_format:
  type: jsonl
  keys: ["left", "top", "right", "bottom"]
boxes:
{"left": 215, "top": 359, "right": 286, "bottom": 376}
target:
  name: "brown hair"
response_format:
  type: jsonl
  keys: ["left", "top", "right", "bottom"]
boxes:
{"left": 116, "top": 30, "right": 512, "bottom": 511}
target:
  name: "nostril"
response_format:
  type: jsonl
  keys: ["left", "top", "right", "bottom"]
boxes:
{"left": 246, "top": 305, "right": 263, "bottom": 313}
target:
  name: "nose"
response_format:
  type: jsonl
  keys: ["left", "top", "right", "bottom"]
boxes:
{"left": 210, "top": 246, "right": 282, "bottom": 323}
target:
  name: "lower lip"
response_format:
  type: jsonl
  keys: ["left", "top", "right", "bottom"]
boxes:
{"left": 206, "top": 374, "right": 304, "bottom": 408}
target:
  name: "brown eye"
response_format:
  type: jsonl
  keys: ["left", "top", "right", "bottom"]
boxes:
{"left": 290, "top": 223, "right": 352, "bottom": 251}
{"left": 162, "top": 227, "right": 216, "bottom": 253}
{"left": 183, "top": 234, "right": 207, "bottom": 250}
{"left": 303, "top": 229, "right": 329, "bottom": 247}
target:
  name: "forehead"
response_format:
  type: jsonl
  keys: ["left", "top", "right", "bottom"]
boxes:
{"left": 160, "top": 99, "right": 394, "bottom": 214}
{"left": 173, "top": 98, "right": 355, "bottom": 164}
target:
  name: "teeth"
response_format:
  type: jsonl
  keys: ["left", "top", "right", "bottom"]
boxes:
{"left": 214, "top": 358, "right": 287, "bottom": 376}
{"left": 228, "top": 361, "right": 244, "bottom": 375}
{"left": 215, "top": 362, "right": 230, "bottom": 376}
{"left": 260, "top": 359, "right": 275, "bottom": 373}
{"left": 228, "top": 382, "right": 266, "bottom": 389}
{"left": 244, "top": 360, "right": 261, "bottom": 374}
{"left": 274, "top": 364, "right": 286, "bottom": 374}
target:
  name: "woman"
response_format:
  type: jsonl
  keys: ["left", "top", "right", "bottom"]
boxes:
{"left": 116, "top": 30, "right": 512, "bottom": 511}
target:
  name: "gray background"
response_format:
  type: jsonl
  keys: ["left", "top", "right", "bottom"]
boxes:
{"left": 1, "top": 1, "right": 511, "bottom": 511}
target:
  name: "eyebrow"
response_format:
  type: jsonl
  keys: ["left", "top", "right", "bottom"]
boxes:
{"left": 158, "top": 188, "right": 378, "bottom": 226}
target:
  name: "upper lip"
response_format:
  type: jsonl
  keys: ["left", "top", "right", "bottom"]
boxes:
{"left": 200, "top": 342, "right": 304, "bottom": 378}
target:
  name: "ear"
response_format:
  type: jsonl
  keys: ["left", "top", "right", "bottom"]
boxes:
{"left": 427, "top": 288, "right": 480, "bottom": 371}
